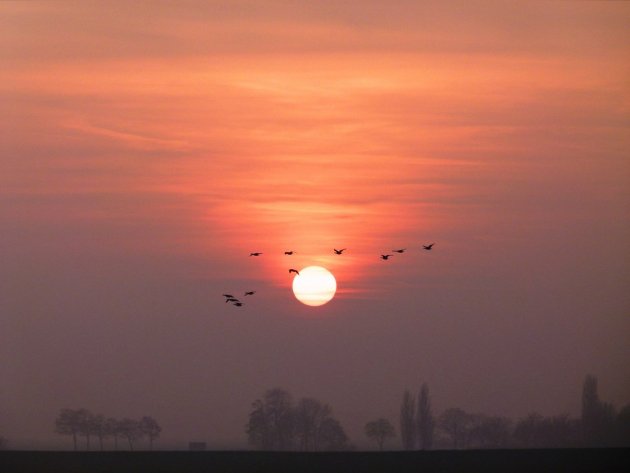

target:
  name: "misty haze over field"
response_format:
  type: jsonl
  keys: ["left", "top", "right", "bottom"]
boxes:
{"left": 1, "top": 1, "right": 628, "bottom": 451}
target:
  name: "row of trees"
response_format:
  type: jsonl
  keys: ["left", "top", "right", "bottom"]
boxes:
{"left": 54, "top": 408, "right": 161, "bottom": 451}
{"left": 369, "top": 407, "right": 515, "bottom": 450}
{"left": 249, "top": 376, "right": 628, "bottom": 451}
{"left": 387, "top": 376, "right": 630, "bottom": 450}
{"left": 246, "top": 388, "right": 352, "bottom": 451}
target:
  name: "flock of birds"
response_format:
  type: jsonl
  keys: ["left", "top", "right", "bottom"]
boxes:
{"left": 222, "top": 243, "right": 436, "bottom": 307}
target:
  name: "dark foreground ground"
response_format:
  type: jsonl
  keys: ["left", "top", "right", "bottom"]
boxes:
{"left": 1, "top": 448, "right": 628, "bottom": 473}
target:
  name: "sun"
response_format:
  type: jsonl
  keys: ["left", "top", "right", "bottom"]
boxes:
{"left": 292, "top": 266, "right": 337, "bottom": 307}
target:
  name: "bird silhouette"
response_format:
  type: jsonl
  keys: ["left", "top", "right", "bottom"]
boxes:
{"left": 381, "top": 254, "right": 392, "bottom": 260}
{"left": 233, "top": 302, "right": 243, "bottom": 307}
{"left": 249, "top": 252, "right": 263, "bottom": 256}
{"left": 244, "top": 291, "right": 256, "bottom": 296}
{"left": 289, "top": 269, "right": 300, "bottom": 275}
{"left": 225, "top": 298, "right": 239, "bottom": 303}
{"left": 222, "top": 293, "right": 234, "bottom": 298}
{"left": 393, "top": 249, "right": 406, "bottom": 253}
{"left": 422, "top": 243, "right": 435, "bottom": 250}
{"left": 284, "top": 251, "right": 294, "bottom": 255}
{"left": 334, "top": 248, "right": 347, "bottom": 255}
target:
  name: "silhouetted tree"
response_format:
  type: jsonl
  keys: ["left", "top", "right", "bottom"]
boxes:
{"left": 546, "top": 415, "right": 581, "bottom": 447}
{"left": 439, "top": 408, "right": 473, "bottom": 449}
{"left": 55, "top": 408, "right": 89, "bottom": 450}
{"left": 513, "top": 413, "right": 580, "bottom": 448}
{"left": 365, "top": 418, "right": 395, "bottom": 451}
{"left": 513, "top": 413, "right": 543, "bottom": 448}
{"left": 294, "top": 398, "right": 331, "bottom": 451}
{"left": 118, "top": 418, "right": 143, "bottom": 450}
{"left": 247, "top": 399, "right": 270, "bottom": 449}
{"left": 582, "top": 374, "right": 599, "bottom": 445}
{"left": 80, "top": 411, "right": 101, "bottom": 450}
{"left": 105, "top": 417, "right": 120, "bottom": 450}
{"left": 318, "top": 417, "right": 351, "bottom": 451}
{"left": 399, "top": 390, "right": 416, "bottom": 450}
{"left": 247, "top": 388, "right": 295, "bottom": 450}
{"left": 614, "top": 404, "right": 630, "bottom": 447}
{"left": 247, "top": 389, "right": 351, "bottom": 451}
{"left": 468, "top": 415, "right": 512, "bottom": 449}
{"left": 140, "top": 416, "right": 162, "bottom": 450}
{"left": 90, "top": 415, "right": 107, "bottom": 451}
{"left": 582, "top": 374, "right": 616, "bottom": 446}
{"left": 417, "top": 383, "right": 434, "bottom": 450}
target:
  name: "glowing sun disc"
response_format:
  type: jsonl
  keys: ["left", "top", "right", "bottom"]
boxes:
{"left": 292, "top": 266, "right": 337, "bottom": 307}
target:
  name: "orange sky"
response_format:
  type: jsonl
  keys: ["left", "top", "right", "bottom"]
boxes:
{"left": 1, "top": 1, "right": 629, "bottom": 449}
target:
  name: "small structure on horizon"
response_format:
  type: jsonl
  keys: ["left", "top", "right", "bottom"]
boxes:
{"left": 188, "top": 441, "right": 207, "bottom": 451}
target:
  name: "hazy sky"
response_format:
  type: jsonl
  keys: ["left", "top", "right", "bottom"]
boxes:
{"left": 1, "top": 1, "right": 629, "bottom": 449}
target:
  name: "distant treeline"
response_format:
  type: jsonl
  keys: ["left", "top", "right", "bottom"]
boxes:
{"left": 394, "top": 375, "right": 629, "bottom": 450}
{"left": 247, "top": 375, "right": 629, "bottom": 451}
{"left": 4, "top": 373, "right": 622, "bottom": 451}
{"left": 54, "top": 409, "right": 161, "bottom": 451}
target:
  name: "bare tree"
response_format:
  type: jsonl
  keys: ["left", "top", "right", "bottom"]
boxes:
{"left": 246, "top": 388, "right": 351, "bottom": 451}
{"left": 118, "top": 418, "right": 143, "bottom": 450}
{"left": 80, "top": 411, "right": 100, "bottom": 450}
{"left": 246, "top": 388, "right": 295, "bottom": 450}
{"left": 140, "top": 416, "right": 162, "bottom": 450}
{"left": 364, "top": 418, "right": 395, "bottom": 451}
{"left": 615, "top": 404, "right": 630, "bottom": 446}
{"left": 90, "top": 415, "right": 107, "bottom": 451}
{"left": 468, "top": 415, "right": 512, "bottom": 449}
{"left": 417, "top": 383, "right": 434, "bottom": 450}
{"left": 294, "top": 398, "right": 331, "bottom": 451}
{"left": 399, "top": 390, "right": 416, "bottom": 450}
{"left": 247, "top": 399, "right": 270, "bottom": 449}
{"left": 582, "top": 374, "right": 599, "bottom": 445}
{"left": 54, "top": 408, "right": 88, "bottom": 451}
{"left": 514, "top": 413, "right": 581, "bottom": 448}
{"left": 318, "top": 417, "right": 351, "bottom": 451}
{"left": 439, "top": 408, "right": 472, "bottom": 449}
{"left": 513, "top": 413, "right": 543, "bottom": 448}
{"left": 582, "top": 374, "right": 616, "bottom": 446}
{"left": 105, "top": 418, "right": 120, "bottom": 450}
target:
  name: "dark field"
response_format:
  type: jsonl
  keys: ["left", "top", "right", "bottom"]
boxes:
{"left": 1, "top": 449, "right": 628, "bottom": 473}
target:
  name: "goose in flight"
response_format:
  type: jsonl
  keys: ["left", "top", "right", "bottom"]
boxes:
{"left": 222, "top": 293, "right": 234, "bottom": 298}
{"left": 249, "top": 252, "right": 263, "bottom": 256}
{"left": 284, "top": 251, "right": 294, "bottom": 255}
{"left": 334, "top": 248, "right": 347, "bottom": 255}
{"left": 422, "top": 243, "right": 435, "bottom": 250}
{"left": 381, "top": 254, "right": 392, "bottom": 260}
{"left": 233, "top": 302, "right": 243, "bottom": 307}
{"left": 289, "top": 269, "right": 300, "bottom": 275}
{"left": 244, "top": 291, "right": 256, "bottom": 296}
{"left": 225, "top": 297, "right": 239, "bottom": 303}
{"left": 393, "top": 249, "right": 406, "bottom": 253}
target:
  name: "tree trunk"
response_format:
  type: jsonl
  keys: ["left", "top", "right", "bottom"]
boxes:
{"left": 128, "top": 437, "right": 133, "bottom": 451}
{"left": 114, "top": 434, "right": 118, "bottom": 450}
{"left": 149, "top": 436, "right": 153, "bottom": 451}
{"left": 72, "top": 432, "right": 77, "bottom": 451}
